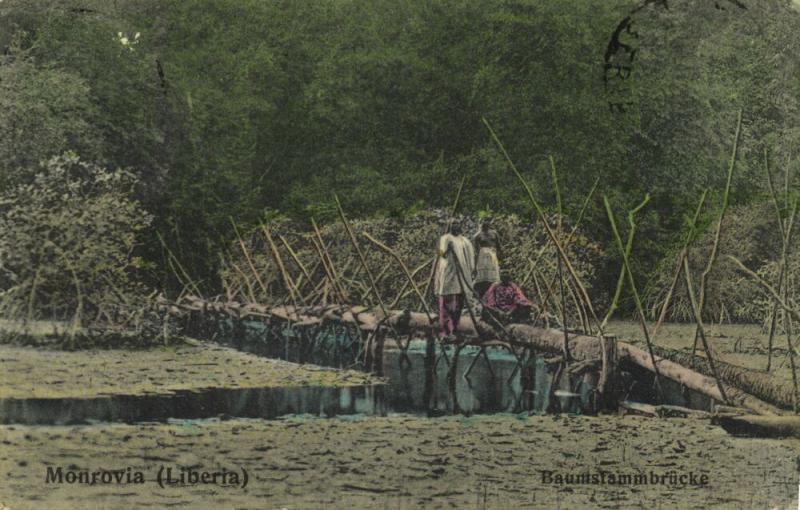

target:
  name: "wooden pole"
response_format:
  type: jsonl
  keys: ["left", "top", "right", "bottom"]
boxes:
{"left": 389, "top": 259, "right": 433, "bottom": 309}
{"left": 692, "top": 110, "right": 742, "bottom": 355}
{"left": 230, "top": 218, "right": 269, "bottom": 298}
{"left": 261, "top": 223, "right": 304, "bottom": 306}
{"left": 483, "top": 117, "right": 601, "bottom": 332}
{"left": 334, "top": 195, "right": 389, "bottom": 317}
{"left": 311, "top": 218, "right": 349, "bottom": 303}
{"left": 682, "top": 255, "right": 729, "bottom": 404}
{"left": 652, "top": 191, "right": 708, "bottom": 340}
{"left": 362, "top": 232, "right": 434, "bottom": 318}
{"left": 604, "top": 195, "right": 663, "bottom": 397}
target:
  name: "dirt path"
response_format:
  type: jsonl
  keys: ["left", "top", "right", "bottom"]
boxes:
{"left": 1, "top": 414, "right": 797, "bottom": 509}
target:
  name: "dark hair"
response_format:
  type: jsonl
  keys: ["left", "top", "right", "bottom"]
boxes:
{"left": 450, "top": 222, "right": 463, "bottom": 236}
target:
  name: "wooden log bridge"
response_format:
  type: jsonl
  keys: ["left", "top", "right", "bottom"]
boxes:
{"left": 159, "top": 295, "right": 785, "bottom": 417}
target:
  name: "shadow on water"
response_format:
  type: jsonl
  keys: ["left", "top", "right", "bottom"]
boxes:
{"left": 0, "top": 346, "right": 582, "bottom": 425}
{"left": 1, "top": 321, "right": 711, "bottom": 424}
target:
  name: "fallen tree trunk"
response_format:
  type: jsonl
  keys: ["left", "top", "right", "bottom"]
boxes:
{"left": 618, "top": 343, "right": 781, "bottom": 416}
{"left": 161, "top": 296, "right": 784, "bottom": 415}
{"left": 650, "top": 345, "right": 794, "bottom": 411}
{"left": 715, "top": 414, "right": 800, "bottom": 438}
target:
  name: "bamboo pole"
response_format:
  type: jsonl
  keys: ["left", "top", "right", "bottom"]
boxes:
{"left": 534, "top": 177, "right": 600, "bottom": 327}
{"left": 311, "top": 218, "right": 349, "bottom": 303}
{"left": 156, "top": 231, "right": 203, "bottom": 297}
{"left": 483, "top": 117, "right": 601, "bottom": 331}
{"left": 682, "top": 255, "right": 729, "bottom": 404}
{"left": 533, "top": 266, "right": 564, "bottom": 321}
{"left": 604, "top": 195, "right": 663, "bottom": 396}
{"left": 692, "top": 110, "right": 742, "bottom": 355}
{"left": 362, "top": 232, "right": 434, "bottom": 317}
{"left": 230, "top": 218, "right": 269, "bottom": 298}
{"left": 652, "top": 189, "right": 709, "bottom": 339}
{"left": 601, "top": 195, "right": 650, "bottom": 329}
{"left": 231, "top": 261, "right": 257, "bottom": 304}
{"left": 550, "top": 155, "right": 571, "bottom": 356}
{"left": 764, "top": 148, "right": 790, "bottom": 371}
{"left": 309, "top": 235, "right": 337, "bottom": 304}
{"left": 334, "top": 195, "right": 389, "bottom": 317}
{"left": 359, "top": 263, "right": 393, "bottom": 303}
{"left": 262, "top": 223, "right": 304, "bottom": 306}
{"left": 278, "top": 235, "right": 314, "bottom": 286}
{"left": 525, "top": 176, "right": 599, "bottom": 292}
{"left": 389, "top": 259, "right": 433, "bottom": 308}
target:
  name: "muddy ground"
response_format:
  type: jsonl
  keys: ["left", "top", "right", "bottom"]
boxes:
{"left": 0, "top": 341, "right": 380, "bottom": 399}
{"left": 1, "top": 414, "right": 798, "bottom": 509}
{"left": 1, "top": 320, "right": 799, "bottom": 509}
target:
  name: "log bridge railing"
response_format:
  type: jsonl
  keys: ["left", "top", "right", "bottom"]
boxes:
{"left": 159, "top": 294, "right": 785, "bottom": 417}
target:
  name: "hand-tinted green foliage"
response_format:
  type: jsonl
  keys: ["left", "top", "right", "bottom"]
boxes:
{"left": 0, "top": 153, "right": 153, "bottom": 325}
{"left": 1, "top": 0, "right": 798, "bottom": 305}
{"left": 0, "top": 46, "right": 104, "bottom": 188}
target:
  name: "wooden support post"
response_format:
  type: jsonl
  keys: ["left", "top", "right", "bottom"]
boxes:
{"left": 363, "top": 330, "right": 374, "bottom": 372}
{"left": 599, "top": 334, "right": 619, "bottom": 412}
{"left": 448, "top": 343, "right": 465, "bottom": 414}
{"left": 424, "top": 330, "right": 436, "bottom": 411}
{"left": 464, "top": 347, "right": 483, "bottom": 379}
{"left": 374, "top": 330, "right": 386, "bottom": 376}
{"left": 547, "top": 361, "right": 565, "bottom": 414}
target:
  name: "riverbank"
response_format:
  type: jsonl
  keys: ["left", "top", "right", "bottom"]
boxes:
{"left": 1, "top": 414, "right": 797, "bottom": 509}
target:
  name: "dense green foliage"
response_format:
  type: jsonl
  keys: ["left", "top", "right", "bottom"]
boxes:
{"left": 1, "top": 0, "right": 798, "bottom": 310}
{"left": 0, "top": 153, "right": 152, "bottom": 326}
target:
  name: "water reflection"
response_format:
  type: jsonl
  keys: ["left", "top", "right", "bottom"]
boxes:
{"left": 0, "top": 344, "right": 592, "bottom": 425}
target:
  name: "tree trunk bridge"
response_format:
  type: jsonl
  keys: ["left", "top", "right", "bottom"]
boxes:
{"left": 159, "top": 295, "right": 786, "bottom": 417}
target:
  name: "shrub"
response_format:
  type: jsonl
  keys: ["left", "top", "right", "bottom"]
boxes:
{"left": 0, "top": 153, "right": 153, "bottom": 329}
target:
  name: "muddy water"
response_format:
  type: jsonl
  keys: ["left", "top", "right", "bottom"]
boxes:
{"left": 2, "top": 338, "right": 711, "bottom": 425}
{"left": 0, "top": 345, "right": 577, "bottom": 424}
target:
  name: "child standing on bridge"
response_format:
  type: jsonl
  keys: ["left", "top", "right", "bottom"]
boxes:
{"left": 473, "top": 217, "right": 501, "bottom": 299}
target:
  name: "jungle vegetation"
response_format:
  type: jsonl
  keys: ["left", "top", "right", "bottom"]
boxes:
{"left": 0, "top": 0, "right": 798, "bottom": 325}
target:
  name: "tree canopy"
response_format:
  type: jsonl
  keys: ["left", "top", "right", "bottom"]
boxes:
{"left": 1, "top": 0, "right": 798, "bottom": 298}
